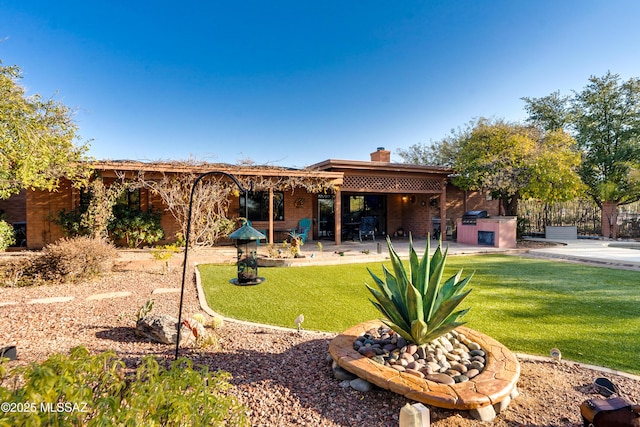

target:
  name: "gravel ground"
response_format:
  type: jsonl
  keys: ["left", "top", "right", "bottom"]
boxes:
{"left": 1, "top": 258, "right": 639, "bottom": 426}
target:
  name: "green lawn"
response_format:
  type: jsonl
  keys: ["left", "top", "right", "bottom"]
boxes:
{"left": 199, "top": 254, "right": 640, "bottom": 374}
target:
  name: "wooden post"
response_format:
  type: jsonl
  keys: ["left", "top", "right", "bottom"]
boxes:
{"left": 334, "top": 189, "right": 342, "bottom": 246}
{"left": 439, "top": 179, "right": 447, "bottom": 241}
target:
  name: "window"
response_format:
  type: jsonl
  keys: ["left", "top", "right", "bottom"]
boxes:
{"left": 240, "top": 191, "right": 284, "bottom": 221}
{"left": 115, "top": 188, "right": 141, "bottom": 211}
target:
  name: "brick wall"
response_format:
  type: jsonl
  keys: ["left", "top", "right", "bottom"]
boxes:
{"left": 0, "top": 190, "right": 27, "bottom": 224}
{"left": 26, "top": 182, "right": 76, "bottom": 248}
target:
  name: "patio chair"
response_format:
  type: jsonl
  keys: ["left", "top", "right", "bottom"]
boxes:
{"left": 292, "top": 217, "right": 311, "bottom": 243}
{"left": 359, "top": 216, "right": 376, "bottom": 242}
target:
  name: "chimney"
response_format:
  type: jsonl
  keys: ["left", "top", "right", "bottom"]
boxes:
{"left": 370, "top": 147, "right": 391, "bottom": 162}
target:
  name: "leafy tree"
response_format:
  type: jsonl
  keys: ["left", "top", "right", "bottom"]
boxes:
{"left": 452, "top": 118, "right": 584, "bottom": 216}
{"left": 524, "top": 72, "right": 640, "bottom": 237}
{"left": 0, "top": 61, "right": 91, "bottom": 199}
{"left": 396, "top": 124, "right": 470, "bottom": 167}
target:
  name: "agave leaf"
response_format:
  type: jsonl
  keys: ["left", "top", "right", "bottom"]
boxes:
{"left": 424, "top": 321, "right": 467, "bottom": 342}
{"left": 368, "top": 298, "right": 411, "bottom": 334}
{"left": 424, "top": 244, "right": 448, "bottom": 319}
{"left": 365, "top": 284, "right": 411, "bottom": 330}
{"left": 432, "top": 271, "right": 473, "bottom": 315}
{"left": 416, "top": 238, "right": 431, "bottom": 296}
{"left": 427, "top": 290, "right": 471, "bottom": 328}
{"left": 409, "top": 235, "right": 430, "bottom": 297}
{"left": 405, "top": 282, "right": 424, "bottom": 326}
{"left": 410, "top": 318, "right": 429, "bottom": 345}
{"left": 380, "top": 318, "right": 414, "bottom": 343}
{"left": 386, "top": 236, "right": 409, "bottom": 298}
{"left": 367, "top": 267, "right": 394, "bottom": 299}
{"left": 439, "top": 270, "right": 473, "bottom": 302}
{"left": 378, "top": 266, "right": 409, "bottom": 320}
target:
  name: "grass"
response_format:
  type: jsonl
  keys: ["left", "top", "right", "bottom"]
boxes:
{"left": 199, "top": 254, "right": 640, "bottom": 375}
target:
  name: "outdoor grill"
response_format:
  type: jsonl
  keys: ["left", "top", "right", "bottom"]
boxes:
{"left": 461, "top": 210, "right": 489, "bottom": 225}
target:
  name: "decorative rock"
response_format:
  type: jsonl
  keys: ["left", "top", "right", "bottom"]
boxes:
{"left": 406, "top": 343, "right": 418, "bottom": 355}
{"left": 510, "top": 386, "right": 520, "bottom": 400}
{"left": 333, "top": 366, "right": 357, "bottom": 381}
{"left": 450, "top": 362, "right": 467, "bottom": 373}
{"left": 426, "top": 373, "right": 455, "bottom": 385}
{"left": 405, "top": 369, "right": 425, "bottom": 379}
{"left": 350, "top": 378, "right": 373, "bottom": 392}
{"left": 358, "top": 346, "right": 377, "bottom": 358}
{"left": 350, "top": 325, "right": 490, "bottom": 389}
{"left": 416, "top": 346, "right": 428, "bottom": 360}
{"left": 371, "top": 355, "right": 386, "bottom": 365}
{"left": 453, "top": 375, "right": 469, "bottom": 383}
{"left": 467, "top": 341, "right": 482, "bottom": 351}
{"left": 470, "top": 361, "right": 485, "bottom": 371}
{"left": 466, "top": 368, "right": 480, "bottom": 379}
{"left": 493, "top": 395, "right": 511, "bottom": 414}
{"left": 470, "top": 404, "right": 496, "bottom": 422}
{"left": 136, "top": 314, "right": 181, "bottom": 345}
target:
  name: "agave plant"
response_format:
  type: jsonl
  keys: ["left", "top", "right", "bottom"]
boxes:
{"left": 366, "top": 236, "right": 473, "bottom": 345}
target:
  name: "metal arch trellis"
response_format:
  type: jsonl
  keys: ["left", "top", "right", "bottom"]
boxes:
{"left": 174, "top": 170, "right": 249, "bottom": 360}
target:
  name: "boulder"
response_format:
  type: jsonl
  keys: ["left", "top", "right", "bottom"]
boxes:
{"left": 136, "top": 314, "right": 198, "bottom": 345}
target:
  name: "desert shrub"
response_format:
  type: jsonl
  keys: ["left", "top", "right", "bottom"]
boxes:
{"left": 0, "top": 255, "right": 40, "bottom": 287}
{"left": 0, "top": 346, "right": 249, "bottom": 426}
{"left": 0, "top": 220, "right": 15, "bottom": 251}
{"left": 33, "top": 236, "right": 118, "bottom": 284}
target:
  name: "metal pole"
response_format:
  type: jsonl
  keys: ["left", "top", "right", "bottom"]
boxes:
{"left": 175, "top": 171, "right": 247, "bottom": 360}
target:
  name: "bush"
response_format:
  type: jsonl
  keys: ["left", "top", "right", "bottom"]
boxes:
{"left": 33, "top": 236, "right": 118, "bottom": 284}
{"left": 54, "top": 208, "right": 90, "bottom": 237}
{"left": 0, "top": 220, "right": 15, "bottom": 251}
{"left": 0, "top": 346, "right": 249, "bottom": 426}
{"left": 109, "top": 206, "right": 164, "bottom": 248}
{"left": 0, "top": 255, "right": 39, "bottom": 287}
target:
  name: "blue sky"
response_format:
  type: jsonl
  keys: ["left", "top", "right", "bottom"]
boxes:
{"left": 1, "top": 1, "right": 639, "bottom": 168}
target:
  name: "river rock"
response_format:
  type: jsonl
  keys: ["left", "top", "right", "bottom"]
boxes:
{"left": 426, "top": 373, "right": 456, "bottom": 385}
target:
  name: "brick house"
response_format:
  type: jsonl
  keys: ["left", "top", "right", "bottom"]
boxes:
{"left": 0, "top": 148, "right": 499, "bottom": 249}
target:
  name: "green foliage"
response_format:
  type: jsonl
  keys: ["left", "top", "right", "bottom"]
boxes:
{"left": 54, "top": 178, "right": 126, "bottom": 239}
{"left": 396, "top": 123, "right": 468, "bottom": 167}
{"left": 151, "top": 244, "right": 180, "bottom": 274}
{"left": 137, "top": 299, "right": 155, "bottom": 321}
{"left": 55, "top": 208, "right": 89, "bottom": 237}
{"left": 0, "top": 346, "right": 249, "bottom": 426}
{"left": 0, "top": 61, "right": 91, "bottom": 200}
{"left": 0, "top": 220, "right": 15, "bottom": 251}
{"left": 365, "top": 236, "right": 472, "bottom": 345}
{"left": 524, "top": 71, "right": 640, "bottom": 206}
{"left": 109, "top": 205, "right": 164, "bottom": 248}
{"left": 82, "top": 179, "right": 126, "bottom": 240}
{"left": 452, "top": 118, "right": 584, "bottom": 215}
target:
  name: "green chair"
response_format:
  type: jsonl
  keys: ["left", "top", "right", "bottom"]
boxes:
{"left": 292, "top": 218, "right": 311, "bottom": 243}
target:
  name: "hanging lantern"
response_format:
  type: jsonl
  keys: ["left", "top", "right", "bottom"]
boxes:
{"left": 228, "top": 223, "right": 266, "bottom": 285}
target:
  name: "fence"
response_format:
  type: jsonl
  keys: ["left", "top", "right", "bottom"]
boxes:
{"left": 518, "top": 199, "right": 640, "bottom": 239}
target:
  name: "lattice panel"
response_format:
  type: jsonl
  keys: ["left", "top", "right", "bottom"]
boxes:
{"left": 342, "top": 175, "right": 442, "bottom": 193}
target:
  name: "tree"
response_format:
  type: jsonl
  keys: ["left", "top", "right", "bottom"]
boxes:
{"left": 0, "top": 61, "right": 90, "bottom": 199}
{"left": 137, "top": 170, "right": 238, "bottom": 246}
{"left": 396, "top": 124, "right": 470, "bottom": 167}
{"left": 523, "top": 72, "right": 640, "bottom": 237}
{"left": 451, "top": 118, "right": 584, "bottom": 216}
